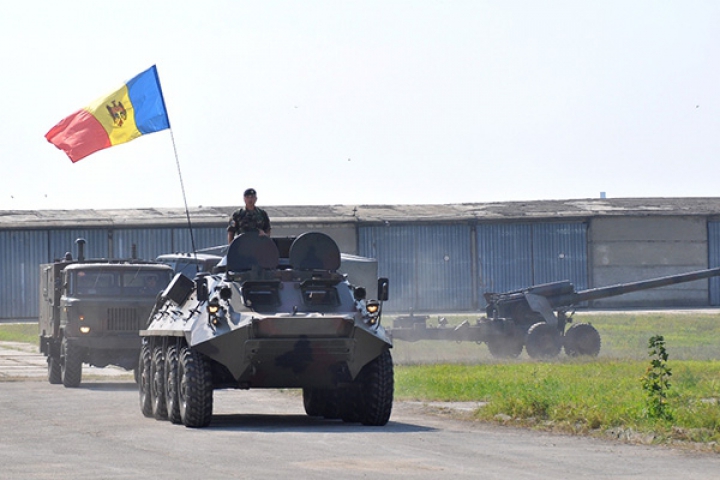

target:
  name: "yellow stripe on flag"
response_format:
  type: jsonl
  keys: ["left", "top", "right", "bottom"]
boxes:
{"left": 84, "top": 85, "right": 142, "bottom": 146}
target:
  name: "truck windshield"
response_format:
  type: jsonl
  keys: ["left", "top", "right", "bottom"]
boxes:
{"left": 70, "top": 270, "right": 171, "bottom": 297}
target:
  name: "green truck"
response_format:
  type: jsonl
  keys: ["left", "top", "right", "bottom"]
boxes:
{"left": 38, "top": 239, "right": 173, "bottom": 387}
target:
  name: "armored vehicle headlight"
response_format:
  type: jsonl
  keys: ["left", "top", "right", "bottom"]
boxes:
{"left": 80, "top": 326, "right": 91, "bottom": 334}
{"left": 364, "top": 300, "right": 381, "bottom": 326}
{"left": 366, "top": 301, "right": 380, "bottom": 314}
{"left": 207, "top": 301, "right": 220, "bottom": 314}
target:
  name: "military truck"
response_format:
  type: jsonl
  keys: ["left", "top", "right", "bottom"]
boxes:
{"left": 39, "top": 239, "right": 174, "bottom": 387}
{"left": 139, "top": 231, "right": 392, "bottom": 428}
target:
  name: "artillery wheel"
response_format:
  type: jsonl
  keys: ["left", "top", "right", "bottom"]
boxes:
{"left": 178, "top": 346, "right": 213, "bottom": 428}
{"left": 486, "top": 332, "right": 524, "bottom": 359}
{"left": 152, "top": 344, "right": 168, "bottom": 420}
{"left": 525, "top": 322, "right": 562, "bottom": 359}
{"left": 564, "top": 323, "right": 601, "bottom": 357}
{"left": 358, "top": 350, "right": 394, "bottom": 426}
{"left": 165, "top": 343, "right": 182, "bottom": 424}
{"left": 60, "top": 337, "right": 83, "bottom": 388}
{"left": 138, "top": 341, "right": 153, "bottom": 417}
{"left": 47, "top": 354, "right": 62, "bottom": 384}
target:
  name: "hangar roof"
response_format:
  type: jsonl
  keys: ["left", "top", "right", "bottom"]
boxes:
{"left": 2, "top": 197, "right": 720, "bottom": 229}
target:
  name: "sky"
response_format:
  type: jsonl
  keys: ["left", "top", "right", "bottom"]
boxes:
{"left": 2, "top": 1, "right": 719, "bottom": 211}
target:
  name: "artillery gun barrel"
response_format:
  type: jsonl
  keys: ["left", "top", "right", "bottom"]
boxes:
{"left": 550, "top": 267, "right": 720, "bottom": 307}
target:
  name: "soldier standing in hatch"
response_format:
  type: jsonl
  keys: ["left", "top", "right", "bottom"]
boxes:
{"left": 227, "top": 188, "right": 271, "bottom": 243}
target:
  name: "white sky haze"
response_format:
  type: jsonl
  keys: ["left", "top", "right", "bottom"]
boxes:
{"left": 2, "top": 1, "right": 719, "bottom": 210}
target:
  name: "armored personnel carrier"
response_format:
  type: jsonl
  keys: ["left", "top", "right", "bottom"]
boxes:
{"left": 139, "top": 232, "right": 393, "bottom": 428}
{"left": 39, "top": 239, "right": 174, "bottom": 387}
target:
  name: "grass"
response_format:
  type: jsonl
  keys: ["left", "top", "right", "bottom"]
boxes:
{"left": 0, "top": 323, "right": 37, "bottom": 344}
{"left": 395, "top": 359, "right": 720, "bottom": 449}
{"left": 389, "top": 311, "right": 720, "bottom": 449}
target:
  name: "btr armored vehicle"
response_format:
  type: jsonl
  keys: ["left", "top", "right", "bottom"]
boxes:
{"left": 39, "top": 239, "right": 174, "bottom": 387}
{"left": 139, "top": 232, "right": 392, "bottom": 428}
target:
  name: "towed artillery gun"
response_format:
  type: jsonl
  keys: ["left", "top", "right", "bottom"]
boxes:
{"left": 139, "top": 232, "right": 393, "bottom": 428}
{"left": 391, "top": 267, "right": 720, "bottom": 359}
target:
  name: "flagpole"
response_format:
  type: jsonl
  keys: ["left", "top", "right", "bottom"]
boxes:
{"left": 153, "top": 65, "right": 198, "bottom": 257}
{"left": 168, "top": 128, "right": 198, "bottom": 255}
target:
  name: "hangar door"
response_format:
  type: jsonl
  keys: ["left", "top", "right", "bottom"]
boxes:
{"left": 359, "top": 224, "right": 473, "bottom": 312}
{"left": 476, "top": 222, "right": 588, "bottom": 308}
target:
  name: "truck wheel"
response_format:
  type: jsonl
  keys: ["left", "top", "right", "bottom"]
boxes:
{"left": 139, "top": 341, "right": 153, "bottom": 417}
{"left": 165, "top": 344, "right": 182, "bottom": 424}
{"left": 486, "top": 332, "right": 524, "bottom": 358}
{"left": 152, "top": 345, "right": 168, "bottom": 420}
{"left": 60, "top": 338, "right": 82, "bottom": 388}
{"left": 47, "top": 355, "right": 62, "bottom": 384}
{"left": 178, "top": 346, "right": 213, "bottom": 428}
{"left": 525, "top": 322, "right": 562, "bottom": 359}
{"left": 358, "top": 350, "right": 394, "bottom": 426}
{"left": 564, "top": 323, "right": 601, "bottom": 357}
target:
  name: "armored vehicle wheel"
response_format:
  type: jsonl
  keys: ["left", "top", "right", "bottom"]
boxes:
{"left": 165, "top": 344, "right": 182, "bottom": 424}
{"left": 178, "top": 346, "right": 213, "bottom": 428}
{"left": 340, "top": 387, "right": 362, "bottom": 423}
{"left": 486, "top": 332, "right": 525, "bottom": 359}
{"left": 358, "top": 350, "right": 394, "bottom": 426}
{"left": 60, "top": 337, "right": 83, "bottom": 388}
{"left": 525, "top": 322, "right": 562, "bottom": 359}
{"left": 152, "top": 345, "right": 168, "bottom": 420}
{"left": 47, "top": 354, "right": 61, "bottom": 384}
{"left": 138, "top": 342, "right": 153, "bottom": 417}
{"left": 564, "top": 323, "right": 601, "bottom": 357}
{"left": 321, "top": 389, "right": 342, "bottom": 420}
{"left": 302, "top": 388, "right": 325, "bottom": 417}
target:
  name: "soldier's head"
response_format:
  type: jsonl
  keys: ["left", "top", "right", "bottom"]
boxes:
{"left": 244, "top": 188, "right": 257, "bottom": 209}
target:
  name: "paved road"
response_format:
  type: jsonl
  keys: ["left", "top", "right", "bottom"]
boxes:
{"left": 1, "top": 342, "right": 719, "bottom": 479}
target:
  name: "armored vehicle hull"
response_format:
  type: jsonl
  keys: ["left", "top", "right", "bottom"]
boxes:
{"left": 140, "top": 232, "right": 393, "bottom": 428}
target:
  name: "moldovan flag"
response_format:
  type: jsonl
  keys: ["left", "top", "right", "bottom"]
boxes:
{"left": 45, "top": 65, "right": 170, "bottom": 163}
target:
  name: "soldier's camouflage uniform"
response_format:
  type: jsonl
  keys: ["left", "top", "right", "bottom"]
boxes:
{"left": 227, "top": 207, "right": 271, "bottom": 237}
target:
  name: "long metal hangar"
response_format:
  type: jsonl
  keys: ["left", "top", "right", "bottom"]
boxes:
{"left": 2, "top": 197, "right": 720, "bottom": 320}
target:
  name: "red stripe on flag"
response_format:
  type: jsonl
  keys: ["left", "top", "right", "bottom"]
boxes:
{"left": 45, "top": 109, "right": 111, "bottom": 162}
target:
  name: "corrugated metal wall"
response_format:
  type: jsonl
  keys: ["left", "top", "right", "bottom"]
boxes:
{"left": 707, "top": 221, "right": 720, "bottom": 305}
{"left": 476, "top": 223, "right": 533, "bottom": 294}
{"left": 532, "top": 223, "right": 588, "bottom": 288}
{"left": 359, "top": 224, "right": 473, "bottom": 312}
{"left": 0, "top": 230, "right": 47, "bottom": 320}
{"left": 359, "top": 221, "right": 587, "bottom": 313}
{"left": 476, "top": 222, "right": 588, "bottom": 308}
{"left": 112, "top": 228, "right": 174, "bottom": 260}
{"left": 49, "top": 229, "right": 110, "bottom": 260}
{"left": 172, "top": 226, "right": 227, "bottom": 252}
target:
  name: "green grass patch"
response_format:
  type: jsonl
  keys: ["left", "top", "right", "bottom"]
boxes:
{"left": 0, "top": 323, "right": 37, "bottom": 344}
{"left": 396, "top": 359, "right": 720, "bottom": 447}
{"left": 389, "top": 312, "right": 720, "bottom": 448}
